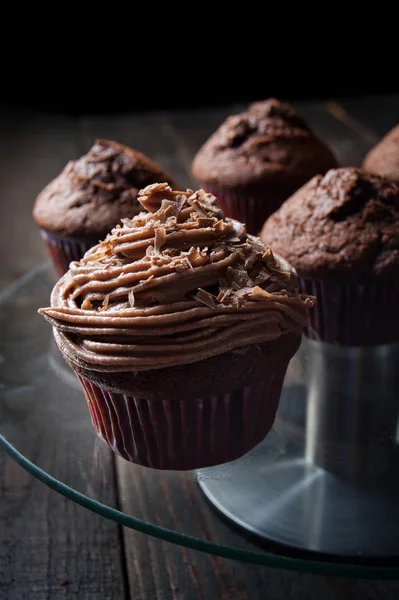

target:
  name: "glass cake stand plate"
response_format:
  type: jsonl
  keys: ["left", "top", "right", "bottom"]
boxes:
{"left": 1, "top": 263, "right": 399, "bottom": 579}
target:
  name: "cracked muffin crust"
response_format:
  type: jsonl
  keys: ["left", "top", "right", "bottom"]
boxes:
{"left": 261, "top": 168, "right": 399, "bottom": 281}
{"left": 193, "top": 99, "right": 337, "bottom": 194}
{"left": 33, "top": 139, "right": 178, "bottom": 275}
{"left": 34, "top": 139, "right": 178, "bottom": 240}
{"left": 191, "top": 98, "right": 337, "bottom": 234}
{"left": 261, "top": 168, "right": 399, "bottom": 345}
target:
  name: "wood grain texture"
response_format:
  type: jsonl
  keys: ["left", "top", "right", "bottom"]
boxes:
{"left": 336, "top": 94, "right": 399, "bottom": 140}
{"left": 0, "top": 111, "right": 127, "bottom": 600}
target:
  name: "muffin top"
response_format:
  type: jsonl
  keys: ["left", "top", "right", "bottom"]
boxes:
{"left": 33, "top": 139, "right": 178, "bottom": 240}
{"left": 39, "top": 183, "right": 313, "bottom": 372}
{"left": 363, "top": 125, "right": 399, "bottom": 183}
{"left": 261, "top": 168, "right": 399, "bottom": 281}
{"left": 192, "top": 98, "right": 337, "bottom": 194}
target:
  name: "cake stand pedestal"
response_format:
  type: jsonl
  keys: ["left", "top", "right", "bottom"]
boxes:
{"left": 199, "top": 340, "right": 399, "bottom": 558}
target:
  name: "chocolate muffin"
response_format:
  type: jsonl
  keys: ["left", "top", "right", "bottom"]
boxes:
{"left": 192, "top": 98, "right": 337, "bottom": 234}
{"left": 40, "top": 183, "right": 313, "bottom": 470}
{"left": 261, "top": 168, "right": 399, "bottom": 346}
{"left": 33, "top": 139, "right": 178, "bottom": 275}
{"left": 363, "top": 125, "right": 399, "bottom": 183}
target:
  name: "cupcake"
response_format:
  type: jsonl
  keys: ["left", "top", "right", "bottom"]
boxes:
{"left": 363, "top": 125, "right": 399, "bottom": 183}
{"left": 192, "top": 98, "right": 337, "bottom": 235}
{"left": 39, "top": 183, "right": 313, "bottom": 470}
{"left": 261, "top": 168, "right": 399, "bottom": 346}
{"left": 33, "top": 139, "right": 178, "bottom": 275}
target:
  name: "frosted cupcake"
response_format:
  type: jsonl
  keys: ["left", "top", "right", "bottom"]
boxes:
{"left": 40, "top": 183, "right": 313, "bottom": 470}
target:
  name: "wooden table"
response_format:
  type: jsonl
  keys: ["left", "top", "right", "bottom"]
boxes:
{"left": 1, "top": 95, "right": 399, "bottom": 600}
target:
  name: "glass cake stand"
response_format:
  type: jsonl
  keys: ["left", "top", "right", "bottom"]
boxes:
{"left": 1, "top": 263, "right": 399, "bottom": 579}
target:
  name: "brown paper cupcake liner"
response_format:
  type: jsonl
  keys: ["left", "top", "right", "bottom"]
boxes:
{"left": 301, "top": 278, "right": 399, "bottom": 346}
{"left": 76, "top": 369, "right": 287, "bottom": 470}
{"left": 202, "top": 186, "right": 283, "bottom": 236}
{"left": 40, "top": 230, "right": 92, "bottom": 276}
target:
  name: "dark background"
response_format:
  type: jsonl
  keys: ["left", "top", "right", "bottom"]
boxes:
{"left": 4, "top": 78, "right": 399, "bottom": 114}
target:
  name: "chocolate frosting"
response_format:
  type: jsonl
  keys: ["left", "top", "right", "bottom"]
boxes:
{"left": 33, "top": 139, "right": 178, "bottom": 239}
{"left": 192, "top": 99, "right": 337, "bottom": 193}
{"left": 40, "top": 183, "right": 313, "bottom": 372}
{"left": 261, "top": 168, "right": 399, "bottom": 281}
{"left": 363, "top": 125, "right": 399, "bottom": 184}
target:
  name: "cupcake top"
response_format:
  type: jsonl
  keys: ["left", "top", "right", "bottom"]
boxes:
{"left": 261, "top": 168, "right": 399, "bottom": 281}
{"left": 39, "top": 183, "right": 313, "bottom": 372}
{"left": 33, "top": 139, "right": 178, "bottom": 240}
{"left": 192, "top": 98, "right": 337, "bottom": 194}
{"left": 363, "top": 125, "right": 399, "bottom": 183}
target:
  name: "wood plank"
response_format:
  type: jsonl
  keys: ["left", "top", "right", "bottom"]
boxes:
{"left": 295, "top": 100, "right": 376, "bottom": 167}
{"left": 117, "top": 461, "right": 343, "bottom": 600}
{"left": 336, "top": 94, "right": 399, "bottom": 139}
{"left": 0, "top": 109, "right": 127, "bottom": 600}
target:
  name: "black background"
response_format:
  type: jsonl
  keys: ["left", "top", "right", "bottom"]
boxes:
{"left": 3, "top": 77, "right": 399, "bottom": 115}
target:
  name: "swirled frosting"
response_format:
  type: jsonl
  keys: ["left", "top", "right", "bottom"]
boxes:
{"left": 40, "top": 183, "right": 313, "bottom": 372}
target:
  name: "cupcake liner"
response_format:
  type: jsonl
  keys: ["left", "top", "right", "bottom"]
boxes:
{"left": 40, "top": 230, "right": 92, "bottom": 276}
{"left": 76, "top": 369, "right": 287, "bottom": 470}
{"left": 301, "top": 278, "right": 399, "bottom": 346}
{"left": 202, "top": 186, "right": 284, "bottom": 236}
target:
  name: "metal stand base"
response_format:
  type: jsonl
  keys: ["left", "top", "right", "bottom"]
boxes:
{"left": 199, "top": 340, "right": 399, "bottom": 558}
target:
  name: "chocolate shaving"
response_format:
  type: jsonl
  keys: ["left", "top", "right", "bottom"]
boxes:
{"left": 81, "top": 298, "right": 93, "bottom": 310}
{"left": 254, "top": 271, "right": 270, "bottom": 286}
{"left": 230, "top": 267, "right": 250, "bottom": 289}
{"left": 251, "top": 286, "right": 272, "bottom": 300}
{"left": 217, "top": 289, "right": 230, "bottom": 304}
{"left": 128, "top": 290, "right": 135, "bottom": 307}
{"left": 154, "top": 227, "right": 166, "bottom": 254}
{"left": 184, "top": 256, "right": 194, "bottom": 270}
{"left": 188, "top": 198, "right": 209, "bottom": 217}
{"left": 197, "top": 217, "right": 215, "bottom": 228}
{"left": 138, "top": 183, "right": 174, "bottom": 213}
{"left": 100, "top": 295, "right": 110, "bottom": 311}
{"left": 214, "top": 220, "right": 225, "bottom": 233}
{"left": 262, "top": 247, "right": 275, "bottom": 263}
{"left": 195, "top": 288, "right": 217, "bottom": 309}
{"left": 176, "top": 196, "right": 187, "bottom": 213}
{"left": 245, "top": 254, "right": 258, "bottom": 270}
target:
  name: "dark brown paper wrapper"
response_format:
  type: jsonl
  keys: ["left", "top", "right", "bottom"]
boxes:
{"left": 76, "top": 370, "right": 287, "bottom": 470}
{"left": 301, "top": 278, "right": 399, "bottom": 346}
{"left": 40, "top": 230, "right": 92, "bottom": 276}
{"left": 202, "top": 186, "right": 284, "bottom": 236}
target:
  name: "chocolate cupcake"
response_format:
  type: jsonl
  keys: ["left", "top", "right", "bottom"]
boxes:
{"left": 39, "top": 183, "right": 313, "bottom": 470}
{"left": 192, "top": 98, "right": 337, "bottom": 235}
{"left": 261, "top": 168, "right": 399, "bottom": 346}
{"left": 33, "top": 139, "right": 178, "bottom": 275}
{"left": 363, "top": 125, "right": 399, "bottom": 183}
